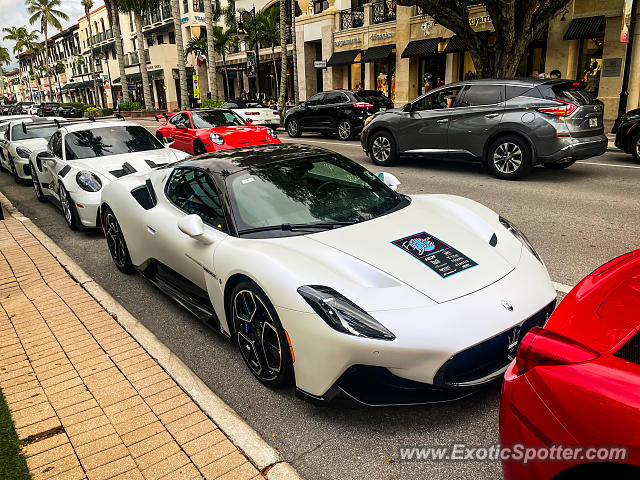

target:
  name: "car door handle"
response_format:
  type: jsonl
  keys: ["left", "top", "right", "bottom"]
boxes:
{"left": 485, "top": 113, "right": 499, "bottom": 119}
{"left": 436, "top": 119, "right": 449, "bottom": 124}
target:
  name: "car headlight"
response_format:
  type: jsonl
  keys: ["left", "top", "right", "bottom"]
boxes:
{"left": 16, "top": 147, "right": 32, "bottom": 158}
{"left": 364, "top": 115, "right": 373, "bottom": 126}
{"left": 297, "top": 285, "right": 395, "bottom": 340}
{"left": 209, "top": 133, "right": 224, "bottom": 145}
{"left": 499, "top": 216, "right": 543, "bottom": 264}
{"left": 76, "top": 171, "right": 102, "bottom": 192}
{"left": 266, "top": 128, "right": 277, "bottom": 139}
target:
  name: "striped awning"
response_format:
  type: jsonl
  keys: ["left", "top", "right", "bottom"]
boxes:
{"left": 362, "top": 44, "right": 395, "bottom": 62}
{"left": 443, "top": 36, "right": 465, "bottom": 53}
{"left": 563, "top": 16, "right": 605, "bottom": 40}
{"left": 327, "top": 49, "right": 361, "bottom": 66}
{"left": 401, "top": 38, "right": 442, "bottom": 58}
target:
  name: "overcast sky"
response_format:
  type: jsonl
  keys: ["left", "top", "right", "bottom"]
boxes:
{"left": 1, "top": 0, "right": 88, "bottom": 68}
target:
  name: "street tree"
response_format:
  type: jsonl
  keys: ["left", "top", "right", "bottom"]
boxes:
{"left": 3, "top": 27, "right": 42, "bottom": 101}
{"left": 104, "top": 0, "right": 132, "bottom": 102}
{"left": 81, "top": 0, "right": 102, "bottom": 106}
{"left": 26, "top": 0, "right": 68, "bottom": 102}
{"left": 0, "top": 46, "right": 10, "bottom": 67}
{"left": 254, "top": 7, "right": 280, "bottom": 100}
{"left": 114, "top": 0, "right": 161, "bottom": 111}
{"left": 203, "top": 0, "right": 221, "bottom": 101}
{"left": 290, "top": 0, "right": 298, "bottom": 103}
{"left": 170, "top": 0, "right": 189, "bottom": 109}
{"left": 395, "top": 0, "right": 572, "bottom": 77}
{"left": 211, "top": 26, "right": 236, "bottom": 101}
{"left": 277, "top": 0, "right": 287, "bottom": 114}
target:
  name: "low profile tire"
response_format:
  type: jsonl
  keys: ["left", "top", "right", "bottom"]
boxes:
{"left": 368, "top": 131, "right": 398, "bottom": 166}
{"left": 102, "top": 207, "right": 134, "bottom": 274}
{"left": 31, "top": 163, "right": 45, "bottom": 202}
{"left": 487, "top": 135, "right": 532, "bottom": 180}
{"left": 58, "top": 183, "right": 80, "bottom": 230}
{"left": 193, "top": 140, "right": 207, "bottom": 155}
{"left": 9, "top": 158, "right": 20, "bottom": 183}
{"left": 542, "top": 159, "right": 576, "bottom": 170}
{"left": 231, "top": 281, "right": 294, "bottom": 389}
{"left": 286, "top": 118, "right": 301, "bottom": 138}
{"left": 336, "top": 118, "right": 354, "bottom": 141}
{"left": 632, "top": 132, "right": 640, "bottom": 163}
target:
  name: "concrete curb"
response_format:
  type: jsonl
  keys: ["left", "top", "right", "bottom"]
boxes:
{"left": 0, "top": 192, "right": 305, "bottom": 480}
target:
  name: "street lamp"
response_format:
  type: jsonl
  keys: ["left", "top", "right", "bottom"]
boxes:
{"left": 237, "top": 5, "right": 261, "bottom": 99}
{"left": 97, "top": 50, "right": 116, "bottom": 109}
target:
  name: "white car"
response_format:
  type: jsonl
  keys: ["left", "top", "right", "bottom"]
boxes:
{"left": 221, "top": 100, "right": 281, "bottom": 129}
{"left": 30, "top": 119, "right": 190, "bottom": 230}
{"left": 99, "top": 144, "right": 556, "bottom": 405}
{"left": 0, "top": 117, "right": 64, "bottom": 182}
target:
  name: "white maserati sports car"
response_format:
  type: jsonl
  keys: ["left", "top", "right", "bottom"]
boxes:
{"left": 99, "top": 144, "right": 556, "bottom": 405}
{"left": 30, "top": 118, "right": 190, "bottom": 230}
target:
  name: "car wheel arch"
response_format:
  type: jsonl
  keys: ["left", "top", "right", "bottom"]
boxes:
{"left": 483, "top": 130, "right": 536, "bottom": 164}
{"left": 367, "top": 127, "right": 398, "bottom": 153}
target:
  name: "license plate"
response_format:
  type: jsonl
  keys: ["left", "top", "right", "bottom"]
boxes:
{"left": 589, "top": 117, "right": 598, "bottom": 128}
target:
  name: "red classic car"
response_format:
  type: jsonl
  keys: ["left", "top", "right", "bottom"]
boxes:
{"left": 155, "top": 108, "right": 280, "bottom": 155}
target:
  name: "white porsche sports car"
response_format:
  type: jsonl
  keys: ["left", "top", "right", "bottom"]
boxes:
{"left": 221, "top": 100, "right": 281, "bottom": 129}
{"left": 30, "top": 118, "right": 190, "bottom": 230}
{"left": 100, "top": 144, "right": 556, "bottom": 405}
{"left": 0, "top": 117, "right": 63, "bottom": 182}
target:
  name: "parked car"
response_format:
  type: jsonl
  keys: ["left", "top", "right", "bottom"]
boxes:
{"left": 99, "top": 143, "right": 556, "bottom": 404}
{"left": 57, "top": 104, "right": 83, "bottom": 118}
{"left": 30, "top": 119, "right": 189, "bottom": 230}
{"left": 0, "top": 105, "right": 15, "bottom": 115}
{"left": 362, "top": 79, "right": 608, "bottom": 179}
{"left": 11, "top": 101, "right": 35, "bottom": 115}
{"left": 37, "top": 102, "right": 60, "bottom": 117}
{"left": 26, "top": 103, "right": 40, "bottom": 115}
{"left": 221, "top": 99, "right": 281, "bottom": 129}
{"left": 612, "top": 108, "right": 640, "bottom": 162}
{"left": 500, "top": 250, "right": 640, "bottom": 480}
{"left": 0, "top": 117, "right": 64, "bottom": 182}
{"left": 285, "top": 89, "right": 393, "bottom": 141}
{"left": 155, "top": 108, "right": 280, "bottom": 155}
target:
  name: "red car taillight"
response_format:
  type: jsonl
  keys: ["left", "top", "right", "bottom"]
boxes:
{"left": 590, "top": 252, "right": 634, "bottom": 276}
{"left": 537, "top": 100, "right": 577, "bottom": 116}
{"left": 516, "top": 327, "right": 598, "bottom": 375}
{"left": 353, "top": 102, "right": 374, "bottom": 108}
{"left": 245, "top": 112, "right": 259, "bottom": 115}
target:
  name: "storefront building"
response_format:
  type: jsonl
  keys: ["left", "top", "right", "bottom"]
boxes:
{"left": 296, "top": 0, "right": 640, "bottom": 119}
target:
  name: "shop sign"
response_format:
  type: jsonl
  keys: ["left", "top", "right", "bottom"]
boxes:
{"left": 370, "top": 32, "right": 393, "bottom": 41}
{"left": 621, "top": 0, "right": 633, "bottom": 43}
{"left": 127, "top": 83, "right": 136, "bottom": 91}
{"left": 335, "top": 37, "right": 361, "bottom": 47}
{"left": 314, "top": 60, "right": 327, "bottom": 69}
{"left": 193, "top": 74, "right": 200, "bottom": 99}
{"left": 469, "top": 15, "right": 491, "bottom": 27}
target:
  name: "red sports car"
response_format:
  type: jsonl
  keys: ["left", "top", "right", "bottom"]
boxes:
{"left": 500, "top": 250, "right": 640, "bottom": 480}
{"left": 155, "top": 108, "right": 280, "bottom": 155}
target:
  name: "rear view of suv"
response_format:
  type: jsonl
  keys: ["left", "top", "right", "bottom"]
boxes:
{"left": 285, "top": 89, "right": 393, "bottom": 141}
{"left": 361, "top": 79, "right": 607, "bottom": 179}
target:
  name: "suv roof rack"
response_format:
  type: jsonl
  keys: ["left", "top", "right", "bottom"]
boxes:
{"left": 20, "top": 114, "right": 126, "bottom": 133}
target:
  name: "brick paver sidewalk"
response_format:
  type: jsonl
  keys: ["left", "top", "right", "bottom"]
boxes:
{"left": 0, "top": 216, "right": 260, "bottom": 480}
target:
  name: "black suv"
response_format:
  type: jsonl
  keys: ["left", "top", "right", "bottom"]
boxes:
{"left": 362, "top": 79, "right": 607, "bottom": 179}
{"left": 37, "top": 102, "right": 60, "bottom": 116}
{"left": 285, "top": 90, "right": 393, "bottom": 141}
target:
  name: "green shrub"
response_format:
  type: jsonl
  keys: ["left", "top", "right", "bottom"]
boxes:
{"left": 60, "top": 102, "right": 84, "bottom": 110}
{"left": 101, "top": 108, "right": 113, "bottom": 116}
{"left": 200, "top": 99, "right": 223, "bottom": 108}
{"left": 118, "top": 100, "right": 143, "bottom": 111}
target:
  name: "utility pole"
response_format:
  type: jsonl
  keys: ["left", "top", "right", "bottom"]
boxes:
{"left": 618, "top": 0, "right": 639, "bottom": 119}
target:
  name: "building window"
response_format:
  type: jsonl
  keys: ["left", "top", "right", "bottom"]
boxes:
{"left": 313, "top": 0, "right": 329, "bottom": 13}
{"left": 147, "top": 36, "right": 154, "bottom": 47}
{"left": 169, "top": 31, "right": 175, "bottom": 44}
{"left": 112, "top": 49, "right": 117, "bottom": 60}
{"left": 157, "top": 34, "right": 164, "bottom": 44}
{"left": 183, "top": 0, "right": 189, "bottom": 13}
{"left": 577, "top": 37, "right": 604, "bottom": 97}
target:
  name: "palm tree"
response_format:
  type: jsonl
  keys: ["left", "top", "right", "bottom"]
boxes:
{"left": 81, "top": 0, "right": 101, "bottom": 106}
{"left": 290, "top": 0, "right": 298, "bottom": 104}
{"left": 211, "top": 26, "right": 235, "bottom": 101}
{"left": 255, "top": 7, "right": 280, "bottom": 101}
{"left": 3, "top": 27, "right": 42, "bottom": 101}
{"left": 0, "top": 47, "right": 10, "bottom": 67}
{"left": 104, "top": 0, "right": 132, "bottom": 103}
{"left": 26, "top": 0, "right": 68, "bottom": 102}
{"left": 277, "top": 0, "right": 288, "bottom": 113}
{"left": 170, "top": 0, "right": 188, "bottom": 110}
{"left": 203, "top": 0, "right": 220, "bottom": 101}
{"left": 114, "top": 0, "right": 161, "bottom": 111}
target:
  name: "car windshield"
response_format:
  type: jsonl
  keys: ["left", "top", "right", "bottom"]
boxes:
{"left": 222, "top": 100, "right": 266, "bottom": 109}
{"left": 11, "top": 124, "right": 60, "bottom": 140}
{"left": 64, "top": 125, "right": 164, "bottom": 160}
{"left": 192, "top": 111, "right": 245, "bottom": 128}
{"left": 226, "top": 153, "right": 406, "bottom": 237}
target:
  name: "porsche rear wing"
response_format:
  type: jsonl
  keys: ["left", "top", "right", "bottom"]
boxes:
{"left": 154, "top": 112, "right": 177, "bottom": 122}
{"left": 20, "top": 114, "right": 126, "bottom": 133}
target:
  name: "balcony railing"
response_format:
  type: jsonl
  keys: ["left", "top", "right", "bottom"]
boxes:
{"left": 144, "top": 1, "right": 173, "bottom": 26}
{"left": 340, "top": 7, "right": 364, "bottom": 29}
{"left": 372, "top": 0, "right": 396, "bottom": 23}
{"left": 124, "top": 49, "right": 150, "bottom": 67}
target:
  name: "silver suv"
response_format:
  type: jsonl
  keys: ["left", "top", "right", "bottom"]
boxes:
{"left": 361, "top": 79, "right": 607, "bottom": 180}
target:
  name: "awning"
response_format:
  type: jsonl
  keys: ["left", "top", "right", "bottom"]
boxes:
{"left": 327, "top": 49, "right": 361, "bottom": 66}
{"left": 64, "top": 80, "right": 98, "bottom": 89}
{"left": 563, "top": 16, "right": 605, "bottom": 40}
{"left": 362, "top": 44, "right": 395, "bottom": 62}
{"left": 113, "top": 70, "right": 164, "bottom": 84}
{"left": 401, "top": 38, "right": 442, "bottom": 58}
{"left": 443, "top": 35, "right": 465, "bottom": 53}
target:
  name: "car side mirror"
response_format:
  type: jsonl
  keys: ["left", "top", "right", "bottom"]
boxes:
{"left": 375, "top": 172, "right": 401, "bottom": 191}
{"left": 35, "top": 150, "right": 56, "bottom": 171}
{"left": 300, "top": 101, "right": 306, "bottom": 108}
{"left": 402, "top": 103, "right": 412, "bottom": 113}
{"left": 177, "top": 214, "right": 215, "bottom": 244}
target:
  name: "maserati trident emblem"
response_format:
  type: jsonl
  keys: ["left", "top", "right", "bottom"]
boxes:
{"left": 501, "top": 300, "right": 514, "bottom": 312}
{"left": 507, "top": 327, "right": 520, "bottom": 359}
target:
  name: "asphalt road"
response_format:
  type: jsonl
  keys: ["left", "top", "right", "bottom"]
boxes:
{"left": 1, "top": 131, "right": 639, "bottom": 480}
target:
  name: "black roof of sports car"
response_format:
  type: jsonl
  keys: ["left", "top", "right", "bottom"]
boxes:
{"left": 180, "top": 144, "right": 335, "bottom": 176}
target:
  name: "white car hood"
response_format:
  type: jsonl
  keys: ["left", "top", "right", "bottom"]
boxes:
{"left": 14, "top": 138, "right": 48, "bottom": 151}
{"left": 71, "top": 148, "right": 184, "bottom": 180}
{"left": 308, "top": 195, "right": 515, "bottom": 304}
